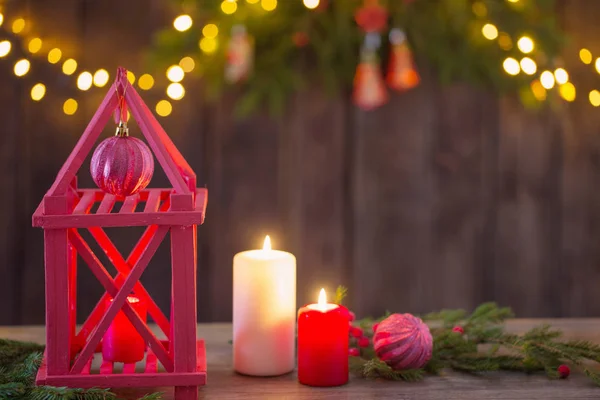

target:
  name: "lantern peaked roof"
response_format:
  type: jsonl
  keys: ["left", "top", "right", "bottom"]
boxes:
{"left": 46, "top": 67, "right": 196, "bottom": 197}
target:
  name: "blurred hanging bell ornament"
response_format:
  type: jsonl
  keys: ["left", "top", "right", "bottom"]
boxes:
{"left": 225, "top": 25, "right": 254, "bottom": 84}
{"left": 90, "top": 121, "right": 154, "bottom": 198}
{"left": 386, "top": 29, "right": 420, "bottom": 92}
{"left": 353, "top": 34, "right": 388, "bottom": 110}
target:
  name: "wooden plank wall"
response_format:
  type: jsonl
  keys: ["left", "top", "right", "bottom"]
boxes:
{"left": 0, "top": 0, "right": 598, "bottom": 325}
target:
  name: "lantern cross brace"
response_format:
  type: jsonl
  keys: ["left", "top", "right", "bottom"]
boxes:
{"left": 72, "top": 194, "right": 172, "bottom": 344}
{"left": 68, "top": 227, "right": 174, "bottom": 373}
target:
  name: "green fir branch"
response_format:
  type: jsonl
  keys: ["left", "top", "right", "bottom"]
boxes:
{"left": 348, "top": 300, "right": 600, "bottom": 386}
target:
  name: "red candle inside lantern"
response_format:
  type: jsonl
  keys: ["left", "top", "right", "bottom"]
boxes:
{"left": 102, "top": 296, "right": 147, "bottom": 363}
{"left": 297, "top": 288, "right": 349, "bottom": 387}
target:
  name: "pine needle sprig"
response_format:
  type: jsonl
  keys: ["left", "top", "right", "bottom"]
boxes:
{"left": 0, "top": 382, "right": 28, "bottom": 400}
{"left": 350, "top": 357, "right": 424, "bottom": 382}
{"left": 138, "top": 393, "right": 164, "bottom": 400}
{"left": 30, "top": 386, "right": 117, "bottom": 400}
{"left": 334, "top": 286, "right": 348, "bottom": 305}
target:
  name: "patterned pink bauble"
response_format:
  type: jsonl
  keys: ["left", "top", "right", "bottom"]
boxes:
{"left": 90, "top": 135, "right": 154, "bottom": 197}
{"left": 373, "top": 313, "right": 433, "bottom": 370}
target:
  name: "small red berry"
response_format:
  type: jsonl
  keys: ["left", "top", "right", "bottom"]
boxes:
{"left": 349, "top": 311, "right": 356, "bottom": 321}
{"left": 350, "top": 326, "right": 363, "bottom": 338}
{"left": 372, "top": 322, "right": 379, "bottom": 333}
{"left": 349, "top": 348, "right": 360, "bottom": 357}
{"left": 558, "top": 364, "right": 570, "bottom": 379}
{"left": 452, "top": 326, "right": 464, "bottom": 334}
{"left": 358, "top": 337, "right": 370, "bottom": 348}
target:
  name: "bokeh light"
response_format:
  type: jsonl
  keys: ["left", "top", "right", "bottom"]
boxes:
{"left": 199, "top": 37, "right": 218, "bottom": 54}
{"left": 559, "top": 82, "right": 576, "bottom": 102}
{"left": 93, "top": 69, "right": 110, "bottom": 87}
{"left": 203, "top": 24, "right": 219, "bottom": 39}
{"left": 14, "top": 59, "right": 30, "bottom": 77}
{"left": 48, "top": 48, "right": 62, "bottom": 64}
{"left": 77, "top": 71, "right": 93, "bottom": 91}
{"left": 167, "top": 83, "right": 185, "bottom": 100}
{"left": 520, "top": 57, "right": 537, "bottom": 75}
{"left": 262, "top": 0, "right": 277, "bottom": 11}
{"left": 28, "top": 38, "right": 42, "bottom": 53}
{"left": 540, "top": 71, "right": 555, "bottom": 89}
{"left": 63, "top": 99, "right": 78, "bottom": 115}
{"left": 31, "top": 83, "right": 46, "bottom": 101}
{"left": 62, "top": 58, "right": 77, "bottom": 75}
{"left": 481, "top": 24, "right": 498, "bottom": 40}
{"left": 502, "top": 57, "right": 520, "bottom": 76}
{"left": 554, "top": 68, "right": 569, "bottom": 85}
{"left": 303, "top": 0, "right": 320, "bottom": 9}
{"left": 221, "top": 0, "right": 237, "bottom": 14}
{"left": 580, "top": 48, "right": 592, "bottom": 65}
{"left": 589, "top": 90, "right": 600, "bottom": 107}
{"left": 156, "top": 100, "right": 173, "bottom": 117}
{"left": 167, "top": 65, "right": 185, "bottom": 82}
{"left": 12, "top": 18, "right": 25, "bottom": 34}
{"left": 173, "top": 15, "right": 193, "bottom": 32}
{"left": 179, "top": 57, "right": 196, "bottom": 73}
{"left": 138, "top": 74, "right": 155, "bottom": 90}
{"left": 517, "top": 36, "right": 534, "bottom": 54}
{"left": 0, "top": 41, "right": 11, "bottom": 57}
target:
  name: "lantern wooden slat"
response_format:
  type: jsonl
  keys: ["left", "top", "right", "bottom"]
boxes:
{"left": 33, "top": 68, "right": 207, "bottom": 400}
{"left": 100, "top": 359, "right": 113, "bottom": 375}
{"left": 123, "top": 363, "right": 137, "bottom": 374}
{"left": 120, "top": 194, "right": 139, "bottom": 213}
{"left": 97, "top": 193, "right": 116, "bottom": 214}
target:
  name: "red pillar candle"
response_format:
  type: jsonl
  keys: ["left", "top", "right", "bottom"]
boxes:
{"left": 102, "top": 296, "right": 147, "bottom": 363}
{"left": 297, "top": 288, "right": 349, "bottom": 387}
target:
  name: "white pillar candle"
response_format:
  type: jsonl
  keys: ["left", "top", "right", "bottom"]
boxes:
{"left": 233, "top": 236, "right": 296, "bottom": 376}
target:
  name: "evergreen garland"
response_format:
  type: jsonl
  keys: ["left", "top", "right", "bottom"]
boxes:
{"left": 151, "top": 0, "right": 565, "bottom": 116}
{"left": 350, "top": 301, "right": 600, "bottom": 386}
{"left": 0, "top": 339, "right": 162, "bottom": 400}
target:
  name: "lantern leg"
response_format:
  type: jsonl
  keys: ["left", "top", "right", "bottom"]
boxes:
{"left": 170, "top": 225, "right": 198, "bottom": 400}
{"left": 68, "top": 242, "right": 78, "bottom": 358}
{"left": 44, "top": 228, "right": 71, "bottom": 375}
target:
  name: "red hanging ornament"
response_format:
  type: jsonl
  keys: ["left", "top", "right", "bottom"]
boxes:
{"left": 355, "top": 0, "right": 389, "bottom": 34}
{"left": 353, "top": 35, "right": 388, "bottom": 111}
{"left": 293, "top": 31, "right": 310, "bottom": 48}
{"left": 386, "top": 29, "right": 420, "bottom": 92}
{"left": 225, "top": 25, "right": 254, "bottom": 84}
{"left": 90, "top": 121, "right": 154, "bottom": 198}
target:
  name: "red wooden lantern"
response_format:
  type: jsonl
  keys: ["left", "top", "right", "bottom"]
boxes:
{"left": 32, "top": 68, "right": 207, "bottom": 400}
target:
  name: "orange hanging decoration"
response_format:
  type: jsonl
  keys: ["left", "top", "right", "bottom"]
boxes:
{"left": 225, "top": 25, "right": 254, "bottom": 84}
{"left": 386, "top": 28, "right": 420, "bottom": 92}
{"left": 353, "top": 34, "right": 388, "bottom": 111}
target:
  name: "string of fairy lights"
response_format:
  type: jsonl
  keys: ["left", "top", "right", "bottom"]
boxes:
{"left": 2, "top": 0, "right": 598, "bottom": 119}
{"left": 479, "top": 0, "right": 600, "bottom": 106}
{"left": 0, "top": 13, "right": 194, "bottom": 118}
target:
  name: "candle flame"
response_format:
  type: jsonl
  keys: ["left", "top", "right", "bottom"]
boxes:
{"left": 263, "top": 235, "right": 271, "bottom": 251}
{"left": 318, "top": 288, "right": 327, "bottom": 306}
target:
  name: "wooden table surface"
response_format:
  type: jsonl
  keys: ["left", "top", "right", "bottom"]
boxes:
{"left": 2, "top": 320, "right": 600, "bottom": 399}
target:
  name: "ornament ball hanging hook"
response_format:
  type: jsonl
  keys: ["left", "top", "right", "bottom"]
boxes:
{"left": 114, "top": 67, "right": 129, "bottom": 137}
